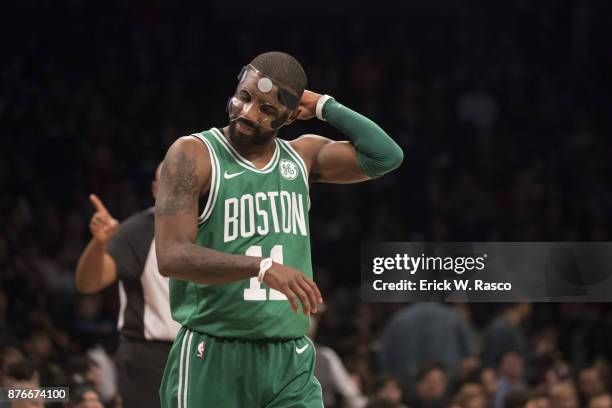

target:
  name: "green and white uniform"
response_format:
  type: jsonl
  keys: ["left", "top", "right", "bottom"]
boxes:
{"left": 160, "top": 128, "right": 323, "bottom": 408}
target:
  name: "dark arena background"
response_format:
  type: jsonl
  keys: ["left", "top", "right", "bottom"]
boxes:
{"left": 1, "top": 1, "right": 612, "bottom": 407}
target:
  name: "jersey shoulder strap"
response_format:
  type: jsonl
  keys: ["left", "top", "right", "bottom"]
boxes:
{"left": 189, "top": 130, "right": 221, "bottom": 225}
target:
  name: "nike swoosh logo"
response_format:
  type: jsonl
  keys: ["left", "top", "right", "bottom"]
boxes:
{"left": 296, "top": 344, "right": 308, "bottom": 354}
{"left": 224, "top": 170, "right": 245, "bottom": 179}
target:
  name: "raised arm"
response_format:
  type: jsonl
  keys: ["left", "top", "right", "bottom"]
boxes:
{"left": 75, "top": 194, "right": 118, "bottom": 293}
{"left": 155, "top": 136, "right": 322, "bottom": 313}
{"left": 291, "top": 91, "right": 404, "bottom": 184}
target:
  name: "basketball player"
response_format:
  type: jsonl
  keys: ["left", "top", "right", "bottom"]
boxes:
{"left": 155, "top": 51, "right": 403, "bottom": 407}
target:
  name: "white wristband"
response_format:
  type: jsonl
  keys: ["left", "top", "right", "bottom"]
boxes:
{"left": 315, "top": 94, "right": 334, "bottom": 121}
{"left": 258, "top": 257, "right": 273, "bottom": 283}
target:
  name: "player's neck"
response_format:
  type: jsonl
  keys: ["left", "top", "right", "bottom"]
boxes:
{"left": 221, "top": 126, "right": 277, "bottom": 168}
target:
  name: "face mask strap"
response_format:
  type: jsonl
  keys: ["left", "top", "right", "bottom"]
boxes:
{"left": 270, "top": 112, "right": 289, "bottom": 130}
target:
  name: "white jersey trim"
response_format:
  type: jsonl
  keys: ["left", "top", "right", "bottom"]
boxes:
{"left": 191, "top": 133, "right": 221, "bottom": 225}
{"left": 279, "top": 140, "right": 311, "bottom": 210}
{"left": 211, "top": 127, "right": 280, "bottom": 173}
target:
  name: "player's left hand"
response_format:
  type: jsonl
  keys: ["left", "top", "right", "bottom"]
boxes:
{"left": 296, "top": 90, "right": 322, "bottom": 120}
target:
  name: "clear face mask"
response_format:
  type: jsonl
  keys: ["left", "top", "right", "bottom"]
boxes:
{"left": 227, "top": 65, "right": 300, "bottom": 130}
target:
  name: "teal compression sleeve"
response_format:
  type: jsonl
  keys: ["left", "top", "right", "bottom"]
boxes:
{"left": 322, "top": 98, "right": 404, "bottom": 178}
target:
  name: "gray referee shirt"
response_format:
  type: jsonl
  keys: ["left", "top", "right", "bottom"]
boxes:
{"left": 107, "top": 208, "right": 180, "bottom": 342}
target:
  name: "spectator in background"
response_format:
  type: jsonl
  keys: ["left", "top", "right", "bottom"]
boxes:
{"left": 21, "top": 329, "right": 66, "bottom": 388}
{"left": 373, "top": 374, "right": 406, "bottom": 407}
{"left": 481, "top": 303, "right": 531, "bottom": 368}
{"left": 524, "top": 386, "right": 551, "bottom": 408}
{"left": 309, "top": 304, "right": 367, "bottom": 408}
{"left": 410, "top": 363, "right": 449, "bottom": 408}
{"left": 67, "top": 385, "right": 104, "bottom": 408}
{"left": 3, "top": 360, "right": 39, "bottom": 387}
{"left": 75, "top": 163, "right": 179, "bottom": 407}
{"left": 589, "top": 393, "right": 612, "bottom": 408}
{"left": 544, "top": 360, "right": 573, "bottom": 390}
{"left": 381, "top": 303, "right": 478, "bottom": 393}
{"left": 2, "top": 360, "right": 44, "bottom": 408}
{"left": 550, "top": 380, "right": 579, "bottom": 408}
{"left": 579, "top": 364, "right": 609, "bottom": 405}
{"left": 451, "top": 382, "right": 487, "bottom": 408}
{"left": 479, "top": 367, "right": 499, "bottom": 404}
{"left": 494, "top": 352, "right": 527, "bottom": 408}
{"left": 365, "top": 399, "right": 406, "bottom": 408}
{"left": 503, "top": 390, "right": 529, "bottom": 408}
{"left": 0, "top": 347, "right": 24, "bottom": 386}
{"left": 65, "top": 356, "right": 101, "bottom": 393}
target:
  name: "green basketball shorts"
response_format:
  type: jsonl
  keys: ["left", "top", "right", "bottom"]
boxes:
{"left": 159, "top": 327, "right": 324, "bottom": 408}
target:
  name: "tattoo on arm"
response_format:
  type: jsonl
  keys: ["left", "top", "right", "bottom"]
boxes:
{"left": 158, "top": 152, "right": 199, "bottom": 215}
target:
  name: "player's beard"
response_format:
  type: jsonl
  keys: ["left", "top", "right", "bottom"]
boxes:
{"left": 228, "top": 117, "right": 275, "bottom": 149}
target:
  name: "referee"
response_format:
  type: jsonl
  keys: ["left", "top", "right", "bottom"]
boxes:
{"left": 75, "top": 163, "right": 180, "bottom": 407}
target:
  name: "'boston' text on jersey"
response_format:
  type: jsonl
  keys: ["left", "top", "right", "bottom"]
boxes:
{"left": 224, "top": 191, "right": 307, "bottom": 242}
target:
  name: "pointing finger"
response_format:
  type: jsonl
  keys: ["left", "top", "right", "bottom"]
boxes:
{"left": 89, "top": 194, "right": 110, "bottom": 215}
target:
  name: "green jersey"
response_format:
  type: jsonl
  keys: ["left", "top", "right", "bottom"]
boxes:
{"left": 169, "top": 128, "right": 312, "bottom": 339}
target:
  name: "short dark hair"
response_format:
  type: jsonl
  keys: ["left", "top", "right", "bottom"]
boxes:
{"left": 70, "top": 385, "right": 100, "bottom": 404}
{"left": 250, "top": 51, "right": 307, "bottom": 97}
{"left": 6, "top": 360, "right": 38, "bottom": 381}
{"left": 416, "top": 362, "right": 447, "bottom": 382}
{"left": 365, "top": 398, "right": 405, "bottom": 408}
{"left": 374, "top": 373, "right": 400, "bottom": 391}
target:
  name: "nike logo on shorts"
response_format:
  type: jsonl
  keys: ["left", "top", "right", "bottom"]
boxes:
{"left": 296, "top": 344, "right": 308, "bottom": 354}
{"left": 224, "top": 170, "right": 245, "bottom": 179}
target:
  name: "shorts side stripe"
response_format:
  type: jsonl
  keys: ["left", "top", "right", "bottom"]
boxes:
{"left": 177, "top": 330, "right": 189, "bottom": 408}
{"left": 183, "top": 330, "right": 194, "bottom": 408}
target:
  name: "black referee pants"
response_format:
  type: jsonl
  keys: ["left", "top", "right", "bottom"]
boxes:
{"left": 116, "top": 336, "right": 173, "bottom": 408}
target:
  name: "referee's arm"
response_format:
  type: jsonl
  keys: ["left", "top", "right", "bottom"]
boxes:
{"left": 75, "top": 194, "right": 118, "bottom": 293}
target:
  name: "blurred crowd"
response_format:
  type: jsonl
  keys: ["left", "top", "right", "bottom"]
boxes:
{"left": 1, "top": 0, "right": 611, "bottom": 407}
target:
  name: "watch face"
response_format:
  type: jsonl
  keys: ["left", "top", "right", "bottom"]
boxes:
{"left": 262, "top": 258, "right": 273, "bottom": 269}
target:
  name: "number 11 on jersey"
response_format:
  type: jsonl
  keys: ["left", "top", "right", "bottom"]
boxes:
{"left": 243, "top": 245, "right": 288, "bottom": 301}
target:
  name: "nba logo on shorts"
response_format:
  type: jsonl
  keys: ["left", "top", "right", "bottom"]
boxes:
{"left": 280, "top": 159, "right": 298, "bottom": 180}
{"left": 197, "top": 341, "right": 206, "bottom": 359}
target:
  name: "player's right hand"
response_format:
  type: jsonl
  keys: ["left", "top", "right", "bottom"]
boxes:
{"left": 263, "top": 263, "right": 323, "bottom": 316}
{"left": 89, "top": 194, "right": 118, "bottom": 244}
{"left": 296, "top": 90, "right": 321, "bottom": 121}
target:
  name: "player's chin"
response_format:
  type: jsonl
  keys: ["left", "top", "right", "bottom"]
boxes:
{"left": 235, "top": 120, "right": 257, "bottom": 136}
{"left": 230, "top": 124, "right": 273, "bottom": 147}
{"left": 229, "top": 121, "right": 254, "bottom": 139}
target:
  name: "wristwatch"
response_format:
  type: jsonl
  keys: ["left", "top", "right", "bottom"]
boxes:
{"left": 258, "top": 258, "right": 273, "bottom": 283}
